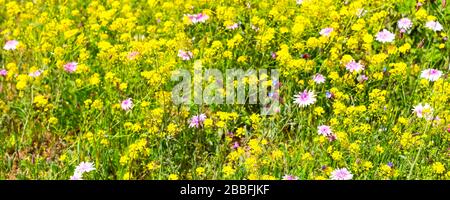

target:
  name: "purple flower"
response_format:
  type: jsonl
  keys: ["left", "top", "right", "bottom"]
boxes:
{"left": 0, "top": 69, "right": 7, "bottom": 76}
{"left": 29, "top": 70, "right": 43, "bottom": 78}
{"left": 185, "top": 13, "right": 209, "bottom": 24}
{"left": 387, "top": 162, "right": 394, "bottom": 168}
{"left": 319, "top": 27, "right": 333, "bottom": 37}
{"left": 327, "top": 134, "right": 337, "bottom": 142}
{"left": 357, "top": 74, "right": 368, "bottom": 83}
{"left": 272, "top": 79, "right": 281, "bottom": 88}
{"left": 189, "top": 113, "right": 207, "bottom": 128}
{"left": 127, "top": 51, "right": 139, "bottom": 60}
{"left": 318, "top": 125, "right": 332, "bottom": 136}
{"left": 227, "top": 132, "right": 234, "bottom": 137}
{"left": 271, "top": 52, "right": 277, "bottom": 59}
{"left": 199, "top": 113, "right": 206, "bottom": 121}
{"left": 64, "top": 62, "right": 78, "bottom": 73}
{"left": 178, "top": 50, "right": 193, "bottom": 61}
{"left": 121, "top": 98, "right": 133, "bottom": 111}
{"left": 196, "top": 13, "right": 209, "bottom": 23}
{"left": 233, "top": 142, "right": 240, "bottom": 149}
{"left": 326, "top": 91, "right": 333, "bottom": 99}
{"left": 282, "top": 175, "right": 299, "bottom": 180}
{"left": 226, "top": 23, "right": 239, "bottom": 30}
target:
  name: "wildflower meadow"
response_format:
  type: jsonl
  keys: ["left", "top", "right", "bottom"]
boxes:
{"left": 0, "top": 0, "right": 449, "bottom": 180}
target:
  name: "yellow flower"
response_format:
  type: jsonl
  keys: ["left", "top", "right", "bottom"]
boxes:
{"left": 167, "top": 123, "right": 178, "bottom": 135}
{"left": 59, "top": 154, "right": 67, "bottom": 162}
{"left": 415, "top": 8, "right": 428, "bottom": 20}
{"left": 331, "top": 151, "right": 343, "bottom": 161}
{"left": 123, "top": 172, "right": 132, "bottom": 180}
{"left": 399, "top": 43, "right": 411, "bottom": 53}
{"left": 301, "top": 152, "right": 313, "bottom": 161}
{"left": 168, "top": 174, "right": 179, "bottom": 180}
{"left": 419, "top": 78, "right": 429, "bottom": 87}
{"left": 196, "top": 167, "right": 205, "bottom": 176}
{"left": 222, "top": 165, "right": 235, "bottom": 177}
{"left": 91, "top": 99, "right": 103, "bottom": 110}
{"left": 89, "top": 73, "right": 100, "bottom": 85}
{"left": 216, "top": 121, "right": 226, "bottom": 128}
{"left": 375, "top": 144, "right": 384, "bottom": 153}
{"left": 203, "top": 118, "right": 213, "bottom": 128}
{"left": 236, "top": 127, "right": 245, "bottom": 137}
{"left": 250, "top": 114, "right": 260, "bottom": 123}
{"left": 141, "top": 101, "right": 150, "bottom": 108}
{"left": 314, "top": 107, "right": 325, "bottom": 116}
{"left": 349, "top": 142, "right": 360, "bottom": 154}
{"left": 248, "top": 173, "right": 259, "bottom": 180}
{"left": 314, "top": 176, "right": 327, "bottom": 180}
{"left": 33, "top": 95, "right": 48, "bottom": 108}
{"left": 432, "top": 162, "right": 445, "bottom": 174}
{"left": 362, "top": 33, "right": 373, "bottom": 43}
{"left": 146, "top": 162, "right": 160, "bottom": 171}
{"left": 119, "top": 155, "right": 129, "bottom": 166}
{"left": 271, "top": 149, "right": 283, "bottom": 160}
{"left": 16, "top": 81, "right": 27, "bottom": 90}
{"left": 363, "top": 161, "right": 373, "bottom": 171}
{"left": 398, "top": 117, "right": 408, "bottom": 125}
{"left": 49, "top": 117, "right": 58, "bottom": 125}
{"left": 119, "top": 83, "right": 128, "bottom": 91}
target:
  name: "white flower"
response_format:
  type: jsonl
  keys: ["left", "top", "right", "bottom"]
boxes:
{"left": 412, "top": 103, "right": 434, "bottom": 120}
{"left": 3, "top": 40, "right": 19, "bottom": 50}
{"left": 330, "top": 168, "right": 353, "bottom": 180}
{"left": 356, "top": 8, "right": 367, "bottom": 17}
{"left": 70, "top": 161, "right": 96, "bottom": 180}
{"left": 293, "top": 90, "right": 317, "bottom": 107}
{"left": 312, "top": 74, "right": 326, "bottom": 84}
{"left": 397, "top": 18, "right": 413, "bottom": 31}
{"left": 375, "top": 29, "right": 396, "bottom": 43}
{"left": 420, "top": 69, "right": 442, "bottom": 82}
{"left": 319, "top": 27, "right": 333, "bottom": 37}
{"left": 70, "top": 172, "right": 83, "bottom": 180}
{"left": 75, "top": 162, "right": 96, "bottom": 174}
{"left": 425, "top": 21, "right": 443, "bottom": 32}
{"left": 345, "top": 60, "right": 365, "bottom": 73}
